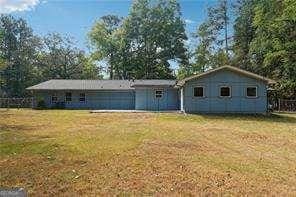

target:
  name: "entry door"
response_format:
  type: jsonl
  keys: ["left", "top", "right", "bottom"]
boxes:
{"left": 155, "top": 90, "right": 164, "bottom": 111}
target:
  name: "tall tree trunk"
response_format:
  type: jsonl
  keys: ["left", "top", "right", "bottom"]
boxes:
{"left": 224, "top": 0, "right": 228, "bottom": 58}
{"left": 110, "top": 53, "right": 114, "bottom": 79}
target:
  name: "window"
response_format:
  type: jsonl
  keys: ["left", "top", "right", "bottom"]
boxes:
{"left": 155, "top": 90, "right": 163, "bottom": 98}
{"left": 51, "top": 93, "right": 58, "bottom": 103}
{"left": 220, "top": 86, "right": 231, "bottom": 97}
{"left": 65, "top": 92, "right": 72, "bottom": 102}
{"left": 194, "top": 87, "right": 204, "bottom": 97}
{"left": 79, "top": 93, "right": 86, "bottom": 102}
{"left": 246, "top": 86, "right": 257, "bottom": 98}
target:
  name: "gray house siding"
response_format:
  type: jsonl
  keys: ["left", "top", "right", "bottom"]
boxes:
{"left": 182, "top": 70, "right": 268, "bottom": 113}
{"left": 135, "top": 88, "right": 179, "bottom": 110}
{"left": 35, "top": 90, "right": 135, "bottom": 109}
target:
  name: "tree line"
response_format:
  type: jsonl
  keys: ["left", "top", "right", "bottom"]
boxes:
{"left": 179, "top": 0, "right": 295, "bottom": 99}
{"left": 0, "top": 15, "right": 102, "bottom": 97}
{"left": 0, "top": 0, "right": 295, "bottom": 98}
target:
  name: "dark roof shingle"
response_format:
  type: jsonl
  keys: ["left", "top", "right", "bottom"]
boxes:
{"left": 26, "top": 79, "right": 177, "bottom": 90}
{"left": 26, "top": 80, "right": 134, "bottom": 90}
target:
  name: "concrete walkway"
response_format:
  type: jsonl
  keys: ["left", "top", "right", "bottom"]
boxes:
{"left": 90, "top": 110, "right": 181, "bottom": 113}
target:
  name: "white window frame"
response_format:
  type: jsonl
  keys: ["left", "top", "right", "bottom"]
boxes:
{"left": 193, "top": 86, "right": 205, "bottom": 98}
{"left": 79, "top": 93, "right": 86, "bottom": 103}
{"left": 246, "top": 86, "right": 258, "bottom": 98}
{"left": 155, "top": 89, "right": 163, "bottom": 99}
{"left": 65, "top": 92, "right": 72, "bottom": 102}
{"left": 51, "top": 93, "right": 58, "bottom": 103}
{"left": 219, "top": 86, "right": 231, "bottom": 98}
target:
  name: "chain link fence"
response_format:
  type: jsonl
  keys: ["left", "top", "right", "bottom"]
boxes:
{"left": 270, "top": 99, "right": 296, "bottom": 112}
{"left": 0, "top": 98, "right": 34, "bottom": 109}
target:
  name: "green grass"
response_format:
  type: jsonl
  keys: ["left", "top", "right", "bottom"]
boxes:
{"left": 0, "top": 109, "right": 296, "bottom": 196}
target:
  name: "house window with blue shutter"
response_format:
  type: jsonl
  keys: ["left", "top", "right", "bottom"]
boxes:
{"left": 65, "top": 92, "right": 72, "bottom": 102}
{"left": 51, "top": 93, "right": 58, "bottom": 103}
{"left": 79, "top": 93, "right": 86, "bottom": 102}
{"left": 155, "top": 90, "right": 163, "bottom": 98}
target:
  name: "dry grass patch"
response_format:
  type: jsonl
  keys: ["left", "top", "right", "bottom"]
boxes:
{"left": 1, "top": 109, "right": 296, "bottom": 196}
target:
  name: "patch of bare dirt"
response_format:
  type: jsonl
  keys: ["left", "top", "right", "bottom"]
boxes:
{"left": 0, "top": 124, "right": 36, "bottom": 132}
{"left": 2, "top": 140, "right": 296, "bottom": 196}
{"left": 81, "top": 140, "right": 296, "bottom": 196}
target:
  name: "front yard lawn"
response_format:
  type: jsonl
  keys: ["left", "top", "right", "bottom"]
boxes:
{"left": 1, "top": 109, "right": 296, "bottom": 195}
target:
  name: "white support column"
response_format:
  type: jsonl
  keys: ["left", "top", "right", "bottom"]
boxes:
{"left": 180, "top": 87, "right": 184, "bottom": 112}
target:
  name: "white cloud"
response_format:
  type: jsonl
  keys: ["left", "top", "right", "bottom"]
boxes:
{"left": 185, "top": 19, "right": 195, "bottom": 24}
{"left": 0, "top": 0, "right": 40, "bottom": 14}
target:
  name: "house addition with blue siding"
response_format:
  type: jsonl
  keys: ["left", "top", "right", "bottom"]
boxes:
{"left": 27, "top": 66, "right": 274, "bottom": 113}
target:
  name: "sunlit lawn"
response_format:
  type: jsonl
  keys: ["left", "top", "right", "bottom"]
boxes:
{"left": 1, "top": 109, "right": 296, "bottom": 196}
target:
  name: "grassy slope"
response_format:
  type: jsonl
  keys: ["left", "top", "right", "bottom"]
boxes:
{"left": 0, "top": 109, "right": 296, "bottom": 196}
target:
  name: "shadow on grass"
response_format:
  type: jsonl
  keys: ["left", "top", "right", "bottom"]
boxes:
{"left": 0, "top": 123, "right": 63, "bottom": 157}
{"left": 0, "top": 124, "right": 36, "bottom": 132}
{"left": 0, "top": 140, "right": 62, "bottom": 156}
{"left": 196, "top": 113, "right": 296, "bottom": 124}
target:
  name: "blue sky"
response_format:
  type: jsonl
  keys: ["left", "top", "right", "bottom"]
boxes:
{"left": 3, "top": 0, "right": 219, "bottom": 52}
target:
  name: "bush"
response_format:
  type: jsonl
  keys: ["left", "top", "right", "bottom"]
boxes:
{"left": 52, "top": 102, "right": 65, "bottom": 109}
{"left": 37, "top": 99, "right": 46, "bottom": 109}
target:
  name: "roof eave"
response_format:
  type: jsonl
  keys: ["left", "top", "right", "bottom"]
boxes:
{"left": 26, "top": 88, "right": 134, "bottom": 91}
{"left": 131, "top": 85, "right": 176, "bottom": 88}
{"left": 178, "top": 66, "right": 275, "bottom": 86}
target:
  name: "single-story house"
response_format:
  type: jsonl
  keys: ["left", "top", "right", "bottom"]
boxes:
{"left": 27, "top": 66, "right": 274, "bottom": 113}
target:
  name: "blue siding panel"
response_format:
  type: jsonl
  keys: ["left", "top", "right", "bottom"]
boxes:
{"left": 35, "top": 90, "right": 135, "bottom": 109}
{"left": 35, "top": 88, "right": 179, "bottom": 110}
{"left": 183, "top": 69, "right": 268, "bottom": 113}
{"left": 135, "top": 88, "right": 179, "bottom": 110}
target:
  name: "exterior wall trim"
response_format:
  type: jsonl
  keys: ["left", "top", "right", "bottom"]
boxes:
{"left": 245, "top": 86, "right": 258, "bottom": 99}
{"left": 219, "top": 85, "right": 232, "bottom": 98}
{"left": 193, "top": 86, "right": 205, "bottom": 98}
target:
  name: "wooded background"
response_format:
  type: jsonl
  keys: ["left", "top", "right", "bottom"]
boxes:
{"left": 0, "top": 0, "right": 295, "bottom": 99}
